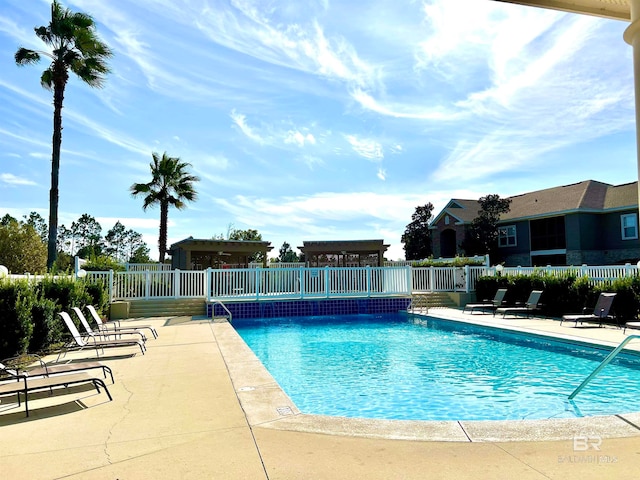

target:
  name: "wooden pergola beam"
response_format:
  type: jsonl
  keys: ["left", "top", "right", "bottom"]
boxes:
{"left": 493, "top": 0, "right": 630, "bottom": 21}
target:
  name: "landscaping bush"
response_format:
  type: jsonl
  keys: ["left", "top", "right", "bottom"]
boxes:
{"left": 0, "top": 277, "right": 110, "bottom": 358}
{"left": 0, "top": 281, "right": 34, "bottom": 359}
{"left": 84, "top": 279, "right": 110, "bottom": 312}
{"left": 474, "top": 272, "right": 640, "bottom": 324}
{"left": 608, "top": 276, "right": 640, "bottom": 321}
{"left": 28, "top": 294, "right": 61, "bottom": 353}
{"left": 35, "top": 277, "right": 92, "bottom": 312}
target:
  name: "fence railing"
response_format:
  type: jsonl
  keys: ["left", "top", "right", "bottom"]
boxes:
{"left": 88, "top": 266, "right": 412, "bottom": 301}
{"left": 8, "top": 263, "right": 640, "bottom": 302}
{"left": 124, "top": 263, "right": 172, "bottom": 272}
{"left": 385, "top": 254, "right": 490, "bottom": 267}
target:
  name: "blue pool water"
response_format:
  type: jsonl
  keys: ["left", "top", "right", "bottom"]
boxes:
{"left": 233, "top": 312, "right": 640, "bottom": 421}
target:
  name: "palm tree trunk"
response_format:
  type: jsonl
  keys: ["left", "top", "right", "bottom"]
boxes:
{"left": 159, "top": 201, "right": 169, "bottom": 263}
{"left": 47, "top": 82, "right": 65, "bottom": 270}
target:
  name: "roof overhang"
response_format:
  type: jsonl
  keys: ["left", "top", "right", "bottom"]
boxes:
{"left": 494, "top": 1, "right": 630, "bottom": 21}
{"left": 168, "top": 238, "right": 273, "bottom": 254}
{"left": 298, "top": 240, "right": 389, "bottom": 255}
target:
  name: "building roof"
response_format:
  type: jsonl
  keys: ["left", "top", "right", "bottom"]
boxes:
{"left": 298, "top": 239, "right": 389, "bottom": 254}
{"left": 168, "top": 237, "right": 273, "bottom": 253}
{"left": 432, "top": 199, "right": 482, "bottom": 225}
{"left": 494, "top": 1, "right": 630, "bottom": 21}
{"left": 432, "top": 180, "right": 638, "bottom": 226}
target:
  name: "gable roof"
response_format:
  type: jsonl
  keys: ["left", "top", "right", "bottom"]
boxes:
{"left": 431, "top": 199, "right": 481, "bottom": 225}
{"left": 431, "top": 180, "right": 638, "bottom": 226}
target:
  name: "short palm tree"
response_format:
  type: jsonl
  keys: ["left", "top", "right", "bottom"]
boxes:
{"left": 15, "top": 0, "right": 112, "bottom": 270}
{"left": 131, "top": 152, "right": 199, "bottom": 263}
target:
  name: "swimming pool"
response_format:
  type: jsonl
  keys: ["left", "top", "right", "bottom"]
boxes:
{"left": 233, "top": 312, "right": 640, "bottom": 421}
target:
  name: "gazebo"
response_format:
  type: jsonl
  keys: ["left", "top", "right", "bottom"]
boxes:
{"left": 168, "top": 237, "right": 273, "bottom": 269}
{"left": 298, "top": 240, "right": 390, "bottom": 267}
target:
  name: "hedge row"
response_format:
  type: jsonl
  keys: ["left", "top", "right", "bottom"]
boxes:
{"left": 0, "top": 278, "right": 110, "bottom": 359}
{"left": 475, "top": 273, "right": 640, "bottom": 321}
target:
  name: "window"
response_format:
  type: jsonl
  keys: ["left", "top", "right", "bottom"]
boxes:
{"left": 498, "top": 225, "right": 516, "bottom": 247}
{"left": 530, "top": 216, "right": 566, "bottom": 250}
{"left": 621, "top": 213, "right": 638, "bottom": 240}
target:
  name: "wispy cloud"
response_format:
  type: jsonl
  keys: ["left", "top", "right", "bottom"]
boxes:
{"left": 230, "top": 110, "right": 266, "bottom": 144}
{"left": 0, "top": 173, "right": 37, "bottom": 186}
{"left": 284, "top": 130, "right": 316, "bottom": 147}
{"left": 346, "top": 135, "right": 383, "bottom": 161}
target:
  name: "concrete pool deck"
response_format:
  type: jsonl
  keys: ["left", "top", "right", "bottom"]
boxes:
{"left": 1, "top": 309, "right": 639, "bottom": 479}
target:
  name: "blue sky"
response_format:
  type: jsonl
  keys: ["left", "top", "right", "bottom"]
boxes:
{"left": 0, "top": 0, "right": 637, "bottom": 261}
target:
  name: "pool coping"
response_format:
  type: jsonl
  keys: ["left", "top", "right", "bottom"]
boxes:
{"left": 213, "top": 309, "right": 640, "bottom": 442}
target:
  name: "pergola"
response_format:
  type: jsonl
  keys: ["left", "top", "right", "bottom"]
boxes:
{"left": 168, "top": 237, "right": 273, "bottom": 269}
{"left": 299, "top": 240, "right": 390, "bottom": 267}
{"left": 496, "top": 1, "right": 640, "bottom": 203}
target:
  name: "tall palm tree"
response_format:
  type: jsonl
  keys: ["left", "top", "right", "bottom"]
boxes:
{"left": 130, "top": 152, "right": 199, "bottom": 263}
{"left": 15, "top": 1, "right": 112, "bottom": 270}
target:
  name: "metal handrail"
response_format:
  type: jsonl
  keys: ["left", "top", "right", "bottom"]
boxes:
{"left": 569, "top": 335, "right": 640, "bottom": 400}
{"left": 211, "top": 300, "right": 232, "bottom": 323}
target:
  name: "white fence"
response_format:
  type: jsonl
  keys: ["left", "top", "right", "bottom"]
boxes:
{"left": 8, "top": 263, "right": 640, "bottom": 302}
{"left": 385, "top": 254, "right": 490, "bottom": 268}
{"left": 124, "top": 263, "right": 172, "bottom": 272}
{"left": 95, "top": 266, "right": 411, "bottom": 301}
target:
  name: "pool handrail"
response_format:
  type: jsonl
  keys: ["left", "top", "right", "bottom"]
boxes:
{"left": 568, "top": 334, "right": 640, "bottom": 400}
{"left": 211, "top": 300, "right": 232, "bottom": 323}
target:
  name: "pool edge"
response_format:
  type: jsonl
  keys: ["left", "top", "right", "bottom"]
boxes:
{"left": 212, "top": 311, "right": 640, "bottom": 442}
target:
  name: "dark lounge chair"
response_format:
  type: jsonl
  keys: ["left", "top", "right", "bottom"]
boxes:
{"left": 1, "top": 355, "right": 113, "bottom": 384}
{"left": 0, "top": 369, "right": 112, "bottom": 417}
{"left": 560, "top": 293, "right": 617, "bottom": 327}
{"left": 495, "top": 290, "right": 543, "bottom": 318}
{"left": 463, "top": 288, "right": 507, "bottom": 314}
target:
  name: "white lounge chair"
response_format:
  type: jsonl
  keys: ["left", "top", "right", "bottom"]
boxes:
{"left": 72, "top": 307, "right": 146, "bottom": 342}
{"left": 86, "top": 305, "right": 158, "bottom": 339}
{"left": 58, "top": 312, "right": 145, "bottom": 360}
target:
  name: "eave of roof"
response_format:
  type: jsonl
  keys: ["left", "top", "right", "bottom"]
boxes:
{"left": 493, "top": 0, "right": 630, "bottom": 21}
{"left": 430, "top": 180, "right": 638, "bottom": 227}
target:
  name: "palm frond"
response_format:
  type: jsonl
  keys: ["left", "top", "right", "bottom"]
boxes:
{"left": 15, "top": 48, "right": 41, "bottom": 66}
{"left": 40, "top": 69, "right": 54, "bottom": 90}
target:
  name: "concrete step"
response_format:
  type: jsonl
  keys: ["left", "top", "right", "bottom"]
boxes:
{"left": 126, "top": 299, "right": 206, "bottom": 318}
{"left": 410, "top": 293, "right": 457, "bottom": 309}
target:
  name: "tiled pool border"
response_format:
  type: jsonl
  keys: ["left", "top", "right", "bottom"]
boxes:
{"left": 213, "top": 308, "right": 640, "bottom": 442}
{"left": 208, "top": 297, "right": 411, "bottom": 319}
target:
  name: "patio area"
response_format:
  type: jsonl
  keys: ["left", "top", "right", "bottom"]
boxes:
{"left": 1, "top": 309, "right": 639, "bottom": 479}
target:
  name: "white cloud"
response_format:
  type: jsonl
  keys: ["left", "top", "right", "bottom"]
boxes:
{"left": 0, "top": 173, "right": 37, "bottom": 186}
{"left": 284, "top": 130, "right": 316, "bottom": 147}
{"left": 346, "top": 135, "right": 383, "bottom": 161}
{"left": 230, "top": 110, "right": 265, "bottom": 144}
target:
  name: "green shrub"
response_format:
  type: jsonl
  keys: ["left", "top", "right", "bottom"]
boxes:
{"left": 474, "top": 271, "right": 640, "bottom": 324}
{"left": 0, "top": 277, "right": 110, "bottom": 357}
{"left": 0, "top": 281, "right": 34, "bottom": 358}
{"left": 413, "top": 256, "right": 486, "bottom": 267}
{"left": 35, "top": 277, "right": 92, "bottom": 312}
{"left": 608, "top": 275, "right": 640, "bottom": 321}
{"left": 28, "top": 295, "right": 60, "bottom": 352}
{"left": 83, "top": 279, "right": 110, "bottom": 312}
{"left": 83, "top": 254, "right": 125, "bottom": 272}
